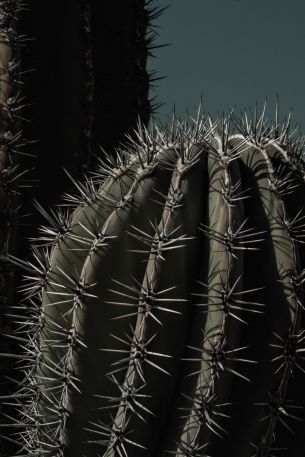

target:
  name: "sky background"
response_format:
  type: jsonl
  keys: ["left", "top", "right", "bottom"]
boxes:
{"left": 148, "top": 0, "right": 305, "bottom": 134}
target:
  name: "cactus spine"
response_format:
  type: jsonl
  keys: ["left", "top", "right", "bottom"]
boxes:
{"left": 6, "top": 105, "right": 305, "bottom": 456}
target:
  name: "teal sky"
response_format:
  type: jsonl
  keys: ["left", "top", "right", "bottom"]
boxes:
{"left": 149, "top": 0, "right": 305, "bottom": 133}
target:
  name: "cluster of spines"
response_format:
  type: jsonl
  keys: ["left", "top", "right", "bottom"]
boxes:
{"left": 2, "top": 104, "right": 305, "bottom": 456}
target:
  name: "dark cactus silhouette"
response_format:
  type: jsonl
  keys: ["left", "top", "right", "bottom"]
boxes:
{"left": 7, "top": 106, "right": 305, "bottom": 456}
{"left": 18, "top": 0, "right": 165, "bottom": 209}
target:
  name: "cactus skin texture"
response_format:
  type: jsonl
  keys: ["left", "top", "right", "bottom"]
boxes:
{"left": 8, "top": 105, "right": 305, "bottom": 457}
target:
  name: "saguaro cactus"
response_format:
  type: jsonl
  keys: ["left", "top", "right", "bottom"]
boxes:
{"left": 7, "top": 106, "right": 305, "bottom": 456}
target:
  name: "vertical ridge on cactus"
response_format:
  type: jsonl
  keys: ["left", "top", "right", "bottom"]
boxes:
{"left": 5, "top": 104, "right": 305, "bottom": 456}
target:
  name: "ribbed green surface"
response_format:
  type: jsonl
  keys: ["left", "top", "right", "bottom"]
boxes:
{"left": 11, "top": 109, "right": 305, "bottom": 456}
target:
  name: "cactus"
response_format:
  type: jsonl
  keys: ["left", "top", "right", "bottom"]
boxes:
{"left": 0, "top": 0, "right": 27, "bottom": 330}
{"left": 0, "top": 2, "right": 33, "bottom": 453}
{"left": 6, "top": 105, "right": 305, "bottom": 456}
{"left": 18, "top": 0, "right": 166, "bottom": 208}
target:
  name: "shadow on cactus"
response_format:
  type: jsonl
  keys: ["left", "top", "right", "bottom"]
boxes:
{"left": 4, "top": 104, "right": 305, "bottom": 457}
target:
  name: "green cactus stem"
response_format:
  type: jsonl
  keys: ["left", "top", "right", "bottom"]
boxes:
{"left": 5, "top": 104, "right": 305, "bottom": 456}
